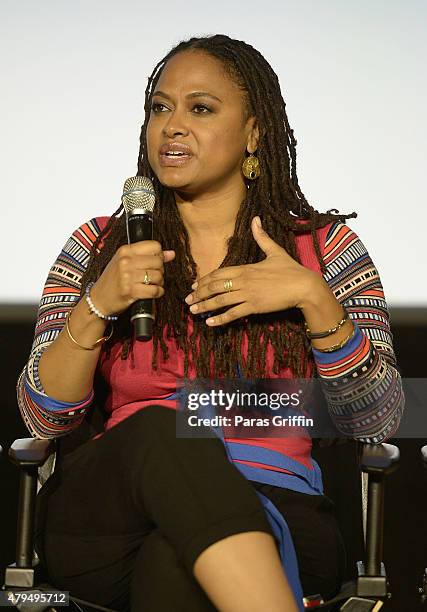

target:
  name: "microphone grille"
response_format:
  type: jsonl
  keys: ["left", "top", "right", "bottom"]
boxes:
{"left": 122, "top": 176, "right": 155, "bottom": 213}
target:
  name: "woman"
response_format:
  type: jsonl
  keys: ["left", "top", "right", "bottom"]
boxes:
{"left": 17, "top": 34, "right": 404, "bottom": 611}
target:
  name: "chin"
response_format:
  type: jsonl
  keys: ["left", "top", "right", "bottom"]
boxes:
{"left": 159, "top": 178, "right": 191, "bottom": 192}
{"left": 156, "top": 170, "right": 193, "bottom": 191}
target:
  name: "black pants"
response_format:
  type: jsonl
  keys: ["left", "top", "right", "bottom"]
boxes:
{"left": 35, "top": 406, "right": 346, "bottom": 611}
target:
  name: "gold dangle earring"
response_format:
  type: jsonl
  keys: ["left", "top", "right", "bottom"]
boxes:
{"left": 242, "top": 152, "right": 261, "bottom": 180}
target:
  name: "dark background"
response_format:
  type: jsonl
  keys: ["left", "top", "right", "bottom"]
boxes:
{"left": 1, "top": 305, "right": 426, "bottom": 611}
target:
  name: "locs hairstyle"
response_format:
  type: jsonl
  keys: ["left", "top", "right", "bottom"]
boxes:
{"left": 80, "top": 34, "right": 356, "bottom": 378}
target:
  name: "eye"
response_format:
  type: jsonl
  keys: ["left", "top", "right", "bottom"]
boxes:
{"left": 151, "top": 102, "right": 168, "bottom": 113}
{"left": 192, "top": 104, "right": 212, "bottom": 114}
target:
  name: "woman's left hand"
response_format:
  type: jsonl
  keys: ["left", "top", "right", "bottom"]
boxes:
{"left": 184, "top": 216, "right": 322, "bottom": 326}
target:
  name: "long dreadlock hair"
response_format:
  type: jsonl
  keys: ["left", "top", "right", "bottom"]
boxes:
{"left": 80, "top": 34, "right": 356, "bottom": 379}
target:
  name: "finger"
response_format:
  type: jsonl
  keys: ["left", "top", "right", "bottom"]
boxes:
{"left": 134, "top": 269, "right": 163, "bottom": 287}
{"left": 188, "top": 289, "right": 245, "bottom": 315}
{"left": 134, "top": 254, "right": 166, "bottom": 271}
{"left": 251, "top": 216, "right": 285, "bottom": 258}
{"left": 163, "top": 250, "right": 176, "bottom": 263}
{"left": 128, "top": 240, "right": 163, "bottom": 256}
{"left": 190, "top": 266, "right": 243, "bottom": 291}
{"left": 133, "top": 284, "right": 165, "bottom": 300}
{"left": 187, "top": 277, "right": 241, "bottom": 304}
{"left": 205, "top": 303, "right": 252, "bottom": 327}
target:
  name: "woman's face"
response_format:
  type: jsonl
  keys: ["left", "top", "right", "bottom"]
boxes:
{"left": 146, "top": 50, "right": 258, "bottom": 196}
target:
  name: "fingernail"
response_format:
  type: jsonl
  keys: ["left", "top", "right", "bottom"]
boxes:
{"left": 185, "top": 294, "right": 193, "bottom": 304}
{"left": 191, "top": 281, "right": 198, "bottom": 289}
{"left": 254, "top": 216, "right": 262, "bottom": 228}
{"left": 206, "top": 317, "right": 214, "bottom": 325}
{"left": 190, "top": 304, "right": 198, "bottom": 313}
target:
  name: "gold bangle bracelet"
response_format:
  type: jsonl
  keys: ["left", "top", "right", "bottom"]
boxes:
{"left": 65, "top": 313, "right": 113, "bottom": 351}
{"left": 313, "top": 323, "right": 356, "bottom": 353}
{"left": 305, "top": 308, "right": 349, "bottom": 339}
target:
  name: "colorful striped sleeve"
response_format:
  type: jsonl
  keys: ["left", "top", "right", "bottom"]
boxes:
{"left": 312, "top": 221, "right": 404, "bottom": 443}
{"left": 16, "top": 218, "right": 108, "bottom": 439}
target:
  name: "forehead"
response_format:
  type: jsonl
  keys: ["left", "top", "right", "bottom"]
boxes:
{"left": 155, "top": 50, "right": 243, "bottom": 100}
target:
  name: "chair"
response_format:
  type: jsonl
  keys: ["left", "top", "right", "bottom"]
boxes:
{"left": 2, "top": 407, "right": 400, "bottom": 612}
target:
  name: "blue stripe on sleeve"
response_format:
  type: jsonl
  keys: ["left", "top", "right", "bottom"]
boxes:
{"left": 24, "top": 378, "right": 93, "bottom": 412}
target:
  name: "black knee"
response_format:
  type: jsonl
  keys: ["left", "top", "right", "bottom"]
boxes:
{"left": 130, "top": 530, "right": 217, "bottom": 612}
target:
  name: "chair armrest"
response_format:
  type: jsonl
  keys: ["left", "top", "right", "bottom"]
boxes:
{"left": 359, "top": 442, "right": 400, "bottom": 476}
{"left": 6, "top": 439, "right": 56, "bottom": 574}
{"left": 9, "top": 438, "right": 55, "bottom": 468}
{"left": 421, "top": 445, "right": 427, "bottom": 466}
{"left": 357, "top": 442, "right": 400, "bottom": 586}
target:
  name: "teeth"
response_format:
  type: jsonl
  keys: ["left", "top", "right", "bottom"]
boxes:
{"left": 166, "top": 151, "right": 185, "bottom": 156}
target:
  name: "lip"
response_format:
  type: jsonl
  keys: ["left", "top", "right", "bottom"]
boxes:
{"left": 159, "top": 142, "right": 194, "bottom": 167}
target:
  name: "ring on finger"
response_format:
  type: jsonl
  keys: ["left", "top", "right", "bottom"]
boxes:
{"left": 143, "top": 270, "right": 151, "bottom": 285}
{"left": 223, "top": 279, "right": 233, "bottom": 292}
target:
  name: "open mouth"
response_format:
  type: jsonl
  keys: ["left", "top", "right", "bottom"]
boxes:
{"left": 159, "top": 151, "right": 193, "bottom": 166}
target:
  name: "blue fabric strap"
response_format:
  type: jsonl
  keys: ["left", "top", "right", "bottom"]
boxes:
{"left": 255, "top": 489, "right": 305, "bottom": 612}
{"left": 168, "top": 388, "right": 321, "bottom": 609}
{"left": 225, "top": 441, "right": 324, "bottom": 495}
{"left": 231, "top": 461, "right": 322, "bottom": 496}
{"left": 221, "top": 441, "right": 319, "bottom": 610}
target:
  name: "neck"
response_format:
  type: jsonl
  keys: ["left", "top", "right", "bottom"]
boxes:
{"left": 175, "top": 181, "right": 247, "bottom": 241}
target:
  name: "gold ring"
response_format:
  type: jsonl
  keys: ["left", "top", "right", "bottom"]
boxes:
{"left": 143, "top": 271, "right": 151, "bottom": 285}
{"left": 223, "top": 279, "right": 233, "bottom": 292}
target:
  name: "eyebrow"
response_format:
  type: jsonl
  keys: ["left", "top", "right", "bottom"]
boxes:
{"left": 153, "top": 90, "right": 223, "bottom": 103}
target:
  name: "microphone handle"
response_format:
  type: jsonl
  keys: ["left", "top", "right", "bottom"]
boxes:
{"left": 127, "top": 212, "right": 154, "bottom": 341}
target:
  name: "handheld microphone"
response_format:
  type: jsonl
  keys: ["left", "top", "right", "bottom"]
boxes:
{"left": 122, "top": 176, "right": 156, "bottom": 341}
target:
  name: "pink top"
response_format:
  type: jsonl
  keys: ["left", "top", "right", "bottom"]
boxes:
{"left": 95, "top": 219, "right": 333, "bottom": 473}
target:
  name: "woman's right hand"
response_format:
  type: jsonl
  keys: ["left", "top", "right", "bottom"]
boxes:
{"left": 90, "top": 241, "right": 176, "bottom": 317}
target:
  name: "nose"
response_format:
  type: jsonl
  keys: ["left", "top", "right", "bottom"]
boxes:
{"left": 162, "top": 107, "right": 190, "bottom": 139}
